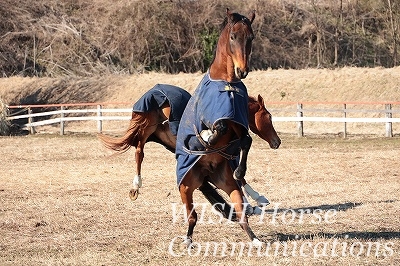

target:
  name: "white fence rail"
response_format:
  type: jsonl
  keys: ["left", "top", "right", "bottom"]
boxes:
{"left": 6, "top": 102, "right": 400, "bottom": 137}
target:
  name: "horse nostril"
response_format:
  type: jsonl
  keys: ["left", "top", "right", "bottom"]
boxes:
{"left": 235, "top": 68, "right": 248, "bottom": 79}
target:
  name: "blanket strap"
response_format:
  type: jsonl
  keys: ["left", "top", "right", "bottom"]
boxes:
{"left": 180, "top": 125, "right": 239, "bottom": 160}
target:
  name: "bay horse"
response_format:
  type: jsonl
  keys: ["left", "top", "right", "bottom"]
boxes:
{"left": 175, "top": 9, "right": 264, "bottom": 246}
{"left": 97, "top": 85, "right": 280, "bottom": 208}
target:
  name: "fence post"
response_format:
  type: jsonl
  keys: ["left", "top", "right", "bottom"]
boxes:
{"left": 28, "top": 107, "right": 36, "bottom": 134}
{"left": 385, "top": 104, "right": 393, "bottom": 137}
{"left": 97, "top": 105, "right": 102, "bottom": 133}
{"left": 60, "top": 106, "right": 65, "bottom": 135}
{"left": 297, "top": 103, "right": 304, "bottom": 137}
{"left": 343, "top": 103, "right": 347, "bottom": 138}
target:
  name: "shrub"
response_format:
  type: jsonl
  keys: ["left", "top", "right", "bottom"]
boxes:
{"left": 0, "top": 99, "right": 11, "bottom": 136}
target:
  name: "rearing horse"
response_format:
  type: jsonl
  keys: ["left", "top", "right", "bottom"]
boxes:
{"left": 98, "top": 85, "right": 281, "bottom": 210}
{"left": 175, "top": 9, "right": 260, "bottom": 246}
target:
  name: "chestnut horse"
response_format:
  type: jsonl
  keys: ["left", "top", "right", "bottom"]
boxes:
{"left": 175, "top": 9, "right": 263, "bottom": 246}
{"left": 98, "top": 86, "right": 280, "bottom": 206}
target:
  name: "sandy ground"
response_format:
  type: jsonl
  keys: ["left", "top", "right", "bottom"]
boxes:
{"left": 0, "top": 133, "right": 399, "bottom": 265}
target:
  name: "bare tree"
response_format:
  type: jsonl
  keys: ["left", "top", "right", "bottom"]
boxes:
{"left": 333, "top": 0, "right": 344, "bottom": 66}
{"left": 311, "top": 0, "right": 323, "bottom": 67}
{"left": 386, "top": 0, "right": 398, "bottom": 66}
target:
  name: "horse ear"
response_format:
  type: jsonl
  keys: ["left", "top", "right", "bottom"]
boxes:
{"left": 249, "top": 10, "right": 256, "bottom": 24}
{"left": 226, "top": 8, "right": 234, "bottom": 22}
{"left": 257, "top": 94, "right": 264, "bottom": 106}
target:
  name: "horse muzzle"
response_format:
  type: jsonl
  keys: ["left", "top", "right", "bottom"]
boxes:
{"left": 235, "top": 67, "right": 249, "bottom": 79}
{"left": 269, "top": 137, "right": 281, "bottom": 149}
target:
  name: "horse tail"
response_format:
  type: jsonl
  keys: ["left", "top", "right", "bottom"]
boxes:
{"left": 97, "top": 112, "right": 149, "bottom": 153}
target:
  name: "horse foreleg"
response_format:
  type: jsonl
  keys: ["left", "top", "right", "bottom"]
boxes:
{"left": 129, "top": 116, "right": 160, "bottom": 201}
{"left": 234, "top": 132, "right": 252, "bottom": 179}
{"left": 242, "top": 179, "right": 270, "bottom": 207}
{"left": 207, "top": 120, "right": 228, "bottom": 145}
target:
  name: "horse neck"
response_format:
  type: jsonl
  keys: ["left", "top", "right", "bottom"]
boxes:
{"left": 209, "top": 31, "right": 237, "bottom": 83}
{"left": 247, "top": 98, "right": 259, "bottom": 132}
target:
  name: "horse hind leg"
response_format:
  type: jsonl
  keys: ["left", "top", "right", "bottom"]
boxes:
{"left": 178, "top": 170, "right": 204, "bottom": 248}
{"left": 129, "top": 143, "right": 145, "bottom": 201}
{"left": 214, "top": 164, "right": 262, "bottom": 246}
{"left": 129, "top": 178, "right": 141, "bottom": 201}
{"left": 129, "top": 117, "right": 159, "bottom": 201}
{"left": 229, "top": 184, "right": 257, "bottom": 239}
{"left": 231, "top": 186, "right": 263, "bottom": 246}
{"left": 198, "top": 180, "right": 237, "bottom": 221}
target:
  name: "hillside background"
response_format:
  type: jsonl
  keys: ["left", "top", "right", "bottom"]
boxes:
{"left": 1, "top": 67, "right": 400, "bottom": 107}
{"left": 0, "top": 0, "right": 399, "bottom": 113}
{"left": 1, "top": 0, "right": 399, "bottom": 77}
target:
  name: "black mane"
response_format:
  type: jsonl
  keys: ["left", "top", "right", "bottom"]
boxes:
{"left": 220, "top": 12, "right": 249, "bottom": 31}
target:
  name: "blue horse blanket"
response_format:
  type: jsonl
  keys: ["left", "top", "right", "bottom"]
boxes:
{"left": 132, "top": 84, "right": 191, "bottom": 136}
{"left": 175, "top": 73, "right": 249, "bottom": 185}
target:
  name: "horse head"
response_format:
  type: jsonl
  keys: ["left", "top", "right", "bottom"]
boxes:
{"left": 210, "top": 8, "right": 255, "bottom": 82}
{"left": 248, "top": 95, "right": 281, "bottom": 149}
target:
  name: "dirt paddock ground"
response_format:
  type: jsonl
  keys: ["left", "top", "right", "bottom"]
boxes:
{"left": 1, "top": 133, "right": 399, "bottom": 265}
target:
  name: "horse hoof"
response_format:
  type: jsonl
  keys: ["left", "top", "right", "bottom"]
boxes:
{"left": 252, "top": 238, "right": 263, "bottom": 248}
{"left": 129, "top": 189, "right": 139, "bottom": 201}
{"left": 256, "top": 195, "right": 270, "bottom": 206}
{"left": 182, "top": 237, "right": 193, "bottom": 249}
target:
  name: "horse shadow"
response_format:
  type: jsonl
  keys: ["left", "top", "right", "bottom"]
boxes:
{"left": 258, "top": 199, "right": 399, "bottom": 242}
{"left": 263, "top": 199, "right": 397, "bottom": 214}
{"left": 273, "top": 231, "right": 400, "bottom": 242}
{"left": 263, "top": 201, "right": 364, "bottom": 214}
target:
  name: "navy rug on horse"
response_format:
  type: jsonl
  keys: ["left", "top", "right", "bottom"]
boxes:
{"left": 132, "top": 84, "right": 191, "bottom": 136}
{"left": 176, "top": 72, "right": 249, "bottom": 185}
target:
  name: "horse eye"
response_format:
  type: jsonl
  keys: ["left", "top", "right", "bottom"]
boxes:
{"left": 230, "top": 33, "right": 236, "bottom": 41}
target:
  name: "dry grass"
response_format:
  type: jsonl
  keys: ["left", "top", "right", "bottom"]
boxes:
{"left": 1, "top": 67, "right": 399, "bottom": 104}
{"left": 1, "top": 67, "right": 399, "bottom": 136}
{"left": 0, "top": 98, "right": 10, "bottom": 135}
{"left": 0, "top": 134, "right": 399, "bottom": 265}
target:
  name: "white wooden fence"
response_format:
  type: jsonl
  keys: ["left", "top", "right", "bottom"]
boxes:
{"left": 7, "top": 103, "right": 132, "bottom": 135}
{"left": 6, "top": 101, "right": 400, "bottom": 137}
